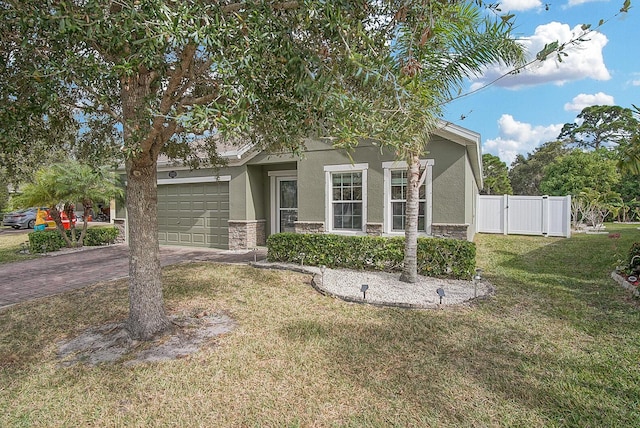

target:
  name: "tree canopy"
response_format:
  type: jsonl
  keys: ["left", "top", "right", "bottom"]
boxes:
{"left": 508, "top": 140, "right": 569, "bottom": 195}
{"left": 558, "top": 105, "right": 638, "bottom": 151}
{"left": 617, "top": 104, "right": 640, "bottom": 175}
{"left": 540, "top": 149, "right": 620, "bottom": 196}
{"left": 481, "top": 153, "right": 512, "bottom": 195}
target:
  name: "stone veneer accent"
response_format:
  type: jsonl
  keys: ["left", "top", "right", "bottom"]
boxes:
{"left": 366, "top": 223, "right": 383, "bottom": 236}
{"left": 228, "top": 220, "right": 266, "bottom": 250}
{"left": 112, "top": 218, "right": 127, "bottom": 244}
{"left": 431, "top": 223, "right": 469, "bottom": 240}
{"left": 294, "top": 221, "right": 325, "bottom": 234}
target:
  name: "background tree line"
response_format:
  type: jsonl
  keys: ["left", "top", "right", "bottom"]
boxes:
{"left": 481, "top": 104, "right": 640, "bottom": 223}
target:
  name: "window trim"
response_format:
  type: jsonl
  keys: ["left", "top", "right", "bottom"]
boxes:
{"left": 324, "top": 163, "right": 368, "bottom": 234}
{"left": 382, "top": 160, "right": 434, "bottom": 235}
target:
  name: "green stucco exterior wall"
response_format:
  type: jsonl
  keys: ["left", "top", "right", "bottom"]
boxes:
{"left": 429, "top": 138, "right": 467, "bottom": 224}
{"left": 119, "top": 127, "right": 481, "bottom": 249}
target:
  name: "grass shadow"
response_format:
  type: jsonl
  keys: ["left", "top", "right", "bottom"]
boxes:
{"left": 280, "top": 303, "right": 640, "bottom": 426}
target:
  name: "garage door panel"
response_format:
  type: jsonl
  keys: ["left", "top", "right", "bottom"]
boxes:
{"left": 190, "top": 184, "right": 205, "bottom": 195}
{"left": 183, "top": 209, "right": 206, "bottom": 217}
{"left": 206, "top": 217, "right": 226, "bottom": 228}
{"left": 165, "top": 186, "right": 180, "bottom": 197}
{"left": 191, "top": 233, "right": 206, "bottom": 244}
{"left": 165, "top": 232, "right": 179, "bottom": 243}
{"left": 157, "top": 181, "right": 229, "bottom": 249}
{"left": 205, "top": 202, "right": 230, "bottom": 212}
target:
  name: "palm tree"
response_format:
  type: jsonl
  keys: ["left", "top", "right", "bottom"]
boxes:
{"left": 14, "top": 161, "right": 123, "bottom": 247}
{"left": 389, "top": 3, "right": 526, "bottom": 282}
{"left": 618, "top": 105, "right": 640, "bottom": 175}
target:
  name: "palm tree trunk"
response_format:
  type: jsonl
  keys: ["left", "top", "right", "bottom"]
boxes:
{"left": 400, "top": 152, "right": 420, "bottom": 283}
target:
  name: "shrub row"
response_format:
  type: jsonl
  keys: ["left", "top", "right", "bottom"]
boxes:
{"left": 266, "top": 233, "right": 476, "bottom": 280}
{"left": 28, "top": 227, "right": 119, "bottom": 253}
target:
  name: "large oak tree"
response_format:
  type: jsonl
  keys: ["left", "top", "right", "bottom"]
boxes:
{"left": 5, "top": 0, "right": 455, "bottom": 339}
{"left": 2, "top": 0, "right": 396, "bottom": 339}
{"left": 1, "top": 1, "right": 622, "bottom": 335}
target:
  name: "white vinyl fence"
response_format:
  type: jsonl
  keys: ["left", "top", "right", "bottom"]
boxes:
{"left": 477, "top": 195, "right": 571, "bottom": 238}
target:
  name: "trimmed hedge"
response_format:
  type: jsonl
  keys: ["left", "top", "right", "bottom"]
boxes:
{"left": 28, "top": 226, "right": 119, "bottom": 254}
{"left": 267, "top": 233, "right": 476, "bottom": 280}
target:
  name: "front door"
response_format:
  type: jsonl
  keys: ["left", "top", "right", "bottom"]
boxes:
{"left": 277, "top": 178, "right": 298, "bottom": 233}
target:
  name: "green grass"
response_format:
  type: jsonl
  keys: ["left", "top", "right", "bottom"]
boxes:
{"left": 0, "top": 230, "right": 38, "bottom": 264}
{"left": 1, "top": 224, "right": 640, "bottom": 427}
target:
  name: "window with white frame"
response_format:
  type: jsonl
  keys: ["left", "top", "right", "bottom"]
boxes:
{"left": 383, "top": 160, "right": 433, "bottom": 234}
{"left": 324, "top": 164, "right": 368, "bottom": 232}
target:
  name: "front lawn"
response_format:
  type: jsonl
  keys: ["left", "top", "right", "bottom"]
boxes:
{"left": 1, "top": 224, "right": 639, "bottom": 426}
{"left": 0, "top": 230, "right": 38, "bottom": 264}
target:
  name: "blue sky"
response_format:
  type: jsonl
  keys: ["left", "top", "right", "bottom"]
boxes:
{"left": 443, "top": 0, "right": 638, "bottom": 166}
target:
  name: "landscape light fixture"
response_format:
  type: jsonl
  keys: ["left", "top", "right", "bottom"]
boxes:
{"left": 361, "top": 284, "right": 369, "bottom": 300}
{"left": 320, "top": 265, "right": 326, "bottom": 286}
{"left": 474, "top": 268, "right": 483, "bottom": 298}
{"left": 436, "top": 287, "right": 445, "bottom": 305}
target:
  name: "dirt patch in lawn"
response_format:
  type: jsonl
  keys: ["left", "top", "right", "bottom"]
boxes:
{"left": 57, "top": 311, "right": 235, "bottom": 367}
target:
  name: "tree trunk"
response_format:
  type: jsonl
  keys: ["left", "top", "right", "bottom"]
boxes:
{"left": 49, "top": 207, "right": 73, "bottom": 247}
{"left": 121, "top": 69, "right": 170, "bottom": 340}
{"left": 64, "top": 203, "right": 79, "bottom": 246}
{"left": 400, "top": 152, "right": 420, "bottom": 283}
{"left": 78, "top": 199, "right": 91, "bottom": 245}
{"left": 125, "top": 159, "right": 169, "bottom": 340}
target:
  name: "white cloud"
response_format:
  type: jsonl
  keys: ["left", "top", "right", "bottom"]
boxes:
{"left": 470, "top": 22, "right": 610, "bottom": 90}
{"left": 483, "top": 114, "right": 563, "bottom": 165}
{"left": 497, "top": 0, "right": 543, "bottom": 12}
{"left": 564, "top": 92, "right": 615, "bottom": 111}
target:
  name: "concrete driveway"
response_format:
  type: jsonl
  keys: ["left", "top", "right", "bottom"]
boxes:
{"left": 0, "top": 244, "right": 266, "bottom": 309}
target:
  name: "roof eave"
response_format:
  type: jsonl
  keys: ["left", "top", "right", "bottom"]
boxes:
{"left": 435, "top": 120, "right": 484, "bottom": 190}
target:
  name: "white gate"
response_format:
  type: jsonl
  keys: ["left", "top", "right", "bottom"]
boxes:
{"left": 477, "top": 195, "right": 571, "bottom": 238}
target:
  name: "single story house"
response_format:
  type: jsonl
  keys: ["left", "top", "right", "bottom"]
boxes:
{"left": 115, "top": 121, "right": 483, "bottom": 250}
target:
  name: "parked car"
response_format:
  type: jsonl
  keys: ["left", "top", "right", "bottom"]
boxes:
{"left": 2, "top": 207, "right": 48, "bottom": 229}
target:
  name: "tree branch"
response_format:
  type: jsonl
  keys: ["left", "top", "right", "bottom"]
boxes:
{"left": 179, "top": 93, "right": 219, "bottom": 107}
{"left": 160, "top": 43, "right": 197, "bottom": 116}
{"left": 144, "top": 44, "right": 197, "bottom": 151}
{"left": 221, "top": 1, "right": 299, "bottom": 13}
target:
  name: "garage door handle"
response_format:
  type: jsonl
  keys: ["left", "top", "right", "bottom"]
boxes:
{"left": 176, "top": 221, "right": 180, "bottom": 224}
